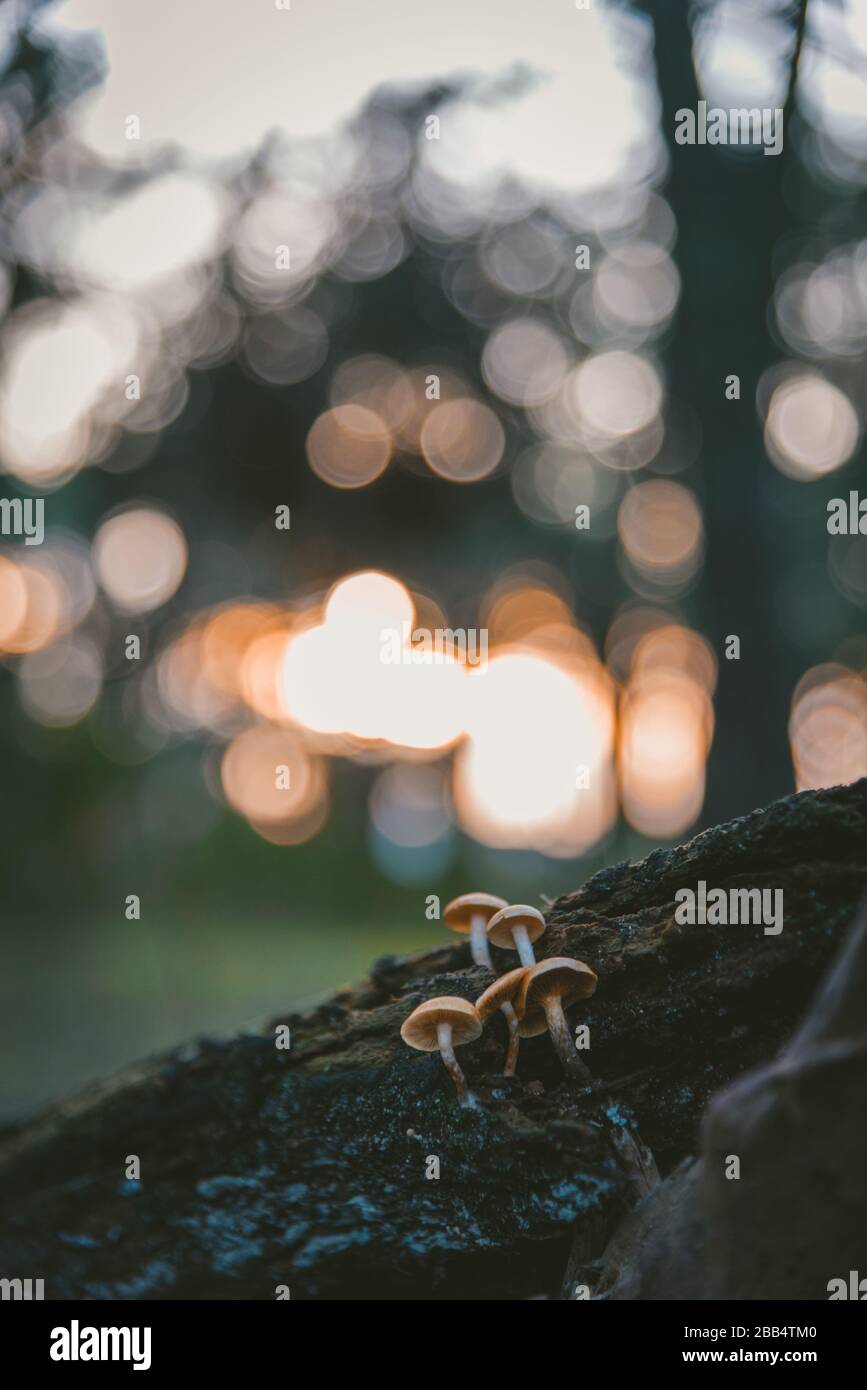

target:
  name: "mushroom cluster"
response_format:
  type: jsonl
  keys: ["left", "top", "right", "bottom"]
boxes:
{"left": 400, "top": 893, "right": 598, "bottom": 1104}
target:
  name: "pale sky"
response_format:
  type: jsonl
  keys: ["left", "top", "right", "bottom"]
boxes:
{"left": 42, "top": 0, "right": 658, "bottom": 195}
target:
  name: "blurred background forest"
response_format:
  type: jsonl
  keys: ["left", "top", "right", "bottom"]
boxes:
{"left": 0, "top": 0, "right": 865, "bottom": 1118}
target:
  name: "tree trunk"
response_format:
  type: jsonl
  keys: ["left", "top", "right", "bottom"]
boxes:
{"left": 1, "top": 779, "right": 865, "bottom": 1300}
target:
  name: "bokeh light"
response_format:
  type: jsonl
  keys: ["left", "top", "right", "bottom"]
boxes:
{"left": 763, "top": 372, "right": 860, "bottom": 480}
{"left": 618, "top": 623, "right": 715, "bottom": 838}
{"left": 280, "top": 571, "right": 466, "bottom": 751}
{"left": 306, "top": 404, "right": 392, "bottom": 489}
{"left": 93, "top": 507, "right": 188, "bottom": 613}
{"left": 572, "top": 350, "right": 663, "bottom": 442}
{"left": 18, "top": 634, "right": 103, "bottom": 728}
{"left": 511, "top": 442, "right": 619, "bottom": 530}
{"left": 789, "top": 663, "right": 867, "bottom": 791}
{"left": 330, "top": 354, "right": 414, "bottom": 431}
{"left": 0, "top": 556, "right": 64, "bottom": 654}
{"left": 617, "top": 479, "right": 704, "bottom": 589}
{"left": 0, "top": 297, "right": 139, "bottom": 487}
{"left": 221, "top": 724, "right": 328, "bottom": 842}
{"left": 482, "top": 318, "right": 570, "bottom": 408}
{"left": 370, "top": 762, "right": 452, "bottom": 849}
{"left": 420, "top": 398, "right": 505, "bottom": 483}
{"left": 454, "top": 647, "right": 616, "bottom": 855}
{"left": 594, "top": 241, "right": 680, "bottom": 336}
{"left": 67, "top": 173, "right": 227, "bottom": 295}
{"left": 0, "top": 554, "right": 29, "bottom": 649}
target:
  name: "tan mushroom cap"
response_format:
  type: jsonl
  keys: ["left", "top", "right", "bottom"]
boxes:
{"left": 518, "top": 957, "right": 598, "bottom": 1023}
{"left": 517, "top": 1008, "right": 550, "bottom": 1039}
{"left": 443, "top": 892, "right": 508, "bottom": 936}
{"left": 486, "top": 903, "right": 546, "bottom": 951}
{"left": 400, "top": 996, "right": 483, "bottom": 1052}
{"left": 475, "top": 967, "right": 528, "bottom": 1022}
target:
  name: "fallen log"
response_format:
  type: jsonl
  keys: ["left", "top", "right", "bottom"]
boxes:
{"left": 1, "top": 778, "right": 865, "bottom": 1300}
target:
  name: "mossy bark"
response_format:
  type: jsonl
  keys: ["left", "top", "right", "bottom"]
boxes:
{"left": 1, "top": 779, "right": 865, "bottom": 1300}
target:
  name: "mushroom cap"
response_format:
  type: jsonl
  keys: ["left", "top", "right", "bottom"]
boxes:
{"left": 486, "top": 903, "right": 547, "bottom": 952}
{"left": 400, "top": 996, "right": 483, "bottom": 1052}
{"left": 518, "top": 957, "right": 598, "bottom": 1027}
{"left": 517, "top": 1008, "right": 550, "bottom": 1039}
{"left": 443, "top": 892, "right": 508, "bottom": 936}
{"left": 475, "top": 967, "right": 528, "bottom": 1021}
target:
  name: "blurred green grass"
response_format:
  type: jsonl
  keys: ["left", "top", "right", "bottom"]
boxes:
{"left": 0, "top": 914, "right": 439, "bottom": 1120}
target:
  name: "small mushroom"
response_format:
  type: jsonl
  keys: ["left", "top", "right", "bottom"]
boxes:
{"left": 486, "top": 903, "right": 546, "bottom": 968}
{"left": 475, "top": 967, "right": 528, "bottom": 1077}
{"left": 443, "top": 892, "right": 508, "bottom": 969}
{"left": 400, "top": 996, "right": 482, "bottom": 1107}
{"left": 518, "top": 957, "right": 598, "bottom": 1082}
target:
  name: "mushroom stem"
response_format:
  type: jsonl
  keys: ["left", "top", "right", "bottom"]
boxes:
{"left": 437, "top": 1021, "right": 471, "bottom": 1106}
{"left": 500, "top": 1001, "right": 520, "bottom": 1077}
{"left": 543, "top": 996, "right": 592, "bottom": 1084}
{"left": 511, "top": 923, "right": 537, "bottom": 968}
{"left": 469, "top": 913, "right": 494, "bottom": 969}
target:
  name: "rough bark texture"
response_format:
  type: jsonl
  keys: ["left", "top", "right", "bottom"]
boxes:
{"left": 1, "top": 779, "right": 866, "bottom": 1300}
{"left": 590, "top": 889, "right": 867, "bottom": 1302}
